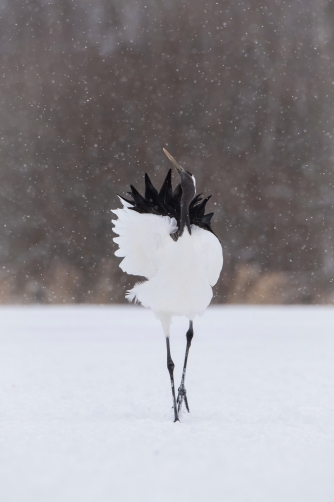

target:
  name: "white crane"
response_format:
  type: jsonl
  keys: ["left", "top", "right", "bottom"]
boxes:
{"left": 112, "top": 149, "right": 223, "bottom": 422}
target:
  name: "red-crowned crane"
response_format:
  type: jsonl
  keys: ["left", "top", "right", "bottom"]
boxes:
{"left": 112, "top": 149, "right": 223, "bottom": 422}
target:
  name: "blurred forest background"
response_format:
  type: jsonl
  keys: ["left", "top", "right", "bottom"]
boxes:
{"left": 1, "top": 0, "right": 334, "bottom": 304}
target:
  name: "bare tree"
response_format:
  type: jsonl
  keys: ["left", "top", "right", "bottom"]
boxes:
{"left": 1, "top": 0, "right": 334, "bottom": 304}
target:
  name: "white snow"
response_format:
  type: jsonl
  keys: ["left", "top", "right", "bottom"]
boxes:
{"left": 1, "top": 305, "right": 334, "bottom": 502}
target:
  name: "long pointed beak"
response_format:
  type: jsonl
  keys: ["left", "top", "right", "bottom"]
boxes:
{"left": 163, "top": 148, "right": 185, "bottom": 173}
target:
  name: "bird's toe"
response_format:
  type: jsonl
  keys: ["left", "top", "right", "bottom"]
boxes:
{"left": 177, "top": 385, "right": 190, "bottom": 413}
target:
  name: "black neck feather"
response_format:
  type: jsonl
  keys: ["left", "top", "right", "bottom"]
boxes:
{"left": 180, "top": 199, "right": 191, "bottom": 236}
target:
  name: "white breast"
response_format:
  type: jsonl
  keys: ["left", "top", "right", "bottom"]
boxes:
{"left": 112, "top": 200, "right": 223, "bottom": 321}
{"left": 127, "top": 226, "right": 223, "bottom": 320}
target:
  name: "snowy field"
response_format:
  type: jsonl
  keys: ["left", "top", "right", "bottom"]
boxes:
{"left": 1, "top": 306, "right": 334, "bottom": 502}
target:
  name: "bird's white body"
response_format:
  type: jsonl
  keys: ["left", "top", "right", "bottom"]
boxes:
{"left": 112, "top": 149, "right": 223, "bottom": 421}
{"left": 112, "top": 199, "right": 223, "bottom": 335}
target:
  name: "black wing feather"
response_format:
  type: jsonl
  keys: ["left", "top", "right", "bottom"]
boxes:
{"left": 123, "top": 172, "right": 215, "bottom": 234}
{"left": 144, "top": 173, "right": 159, "bottom": 201}
{"left": 159, "top": 169, "right": 173, "bottom": 204}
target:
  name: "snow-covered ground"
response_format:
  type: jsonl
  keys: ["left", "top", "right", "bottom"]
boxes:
{"left": 1, "top": 306, "right": 334, "bottom": 502}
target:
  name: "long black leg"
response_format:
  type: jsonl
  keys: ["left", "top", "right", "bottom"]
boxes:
{"left": 177, "top": 321, "right": 194, "bottom": 413}
{"left": 166, "top": 337, "right": 179, "bottom": 422}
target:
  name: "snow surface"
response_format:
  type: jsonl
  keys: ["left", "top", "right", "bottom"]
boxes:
{"left": 1, "top": 305, "right": 334, "bottom": 502}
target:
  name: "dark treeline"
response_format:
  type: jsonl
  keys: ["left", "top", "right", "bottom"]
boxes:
{"left": 1, "top": 0, "right": 334, "bottom": 304}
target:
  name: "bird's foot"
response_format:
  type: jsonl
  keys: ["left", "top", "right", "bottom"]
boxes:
{"left": 172, "top": 404, "right": 180, "bottom": 422}
{"left": 177, "top": 384, "right": 190, "bottom": 413}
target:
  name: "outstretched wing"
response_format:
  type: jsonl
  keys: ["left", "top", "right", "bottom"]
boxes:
{"left": 112, "top": 198, "right": 178, "bottom": 279}
{"left": 191, "top": 225, "right": 223, "bottom": 286}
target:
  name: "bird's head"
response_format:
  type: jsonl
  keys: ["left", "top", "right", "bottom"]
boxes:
{"left": 163, "top": 149, "right": 196, "bottom": 203}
